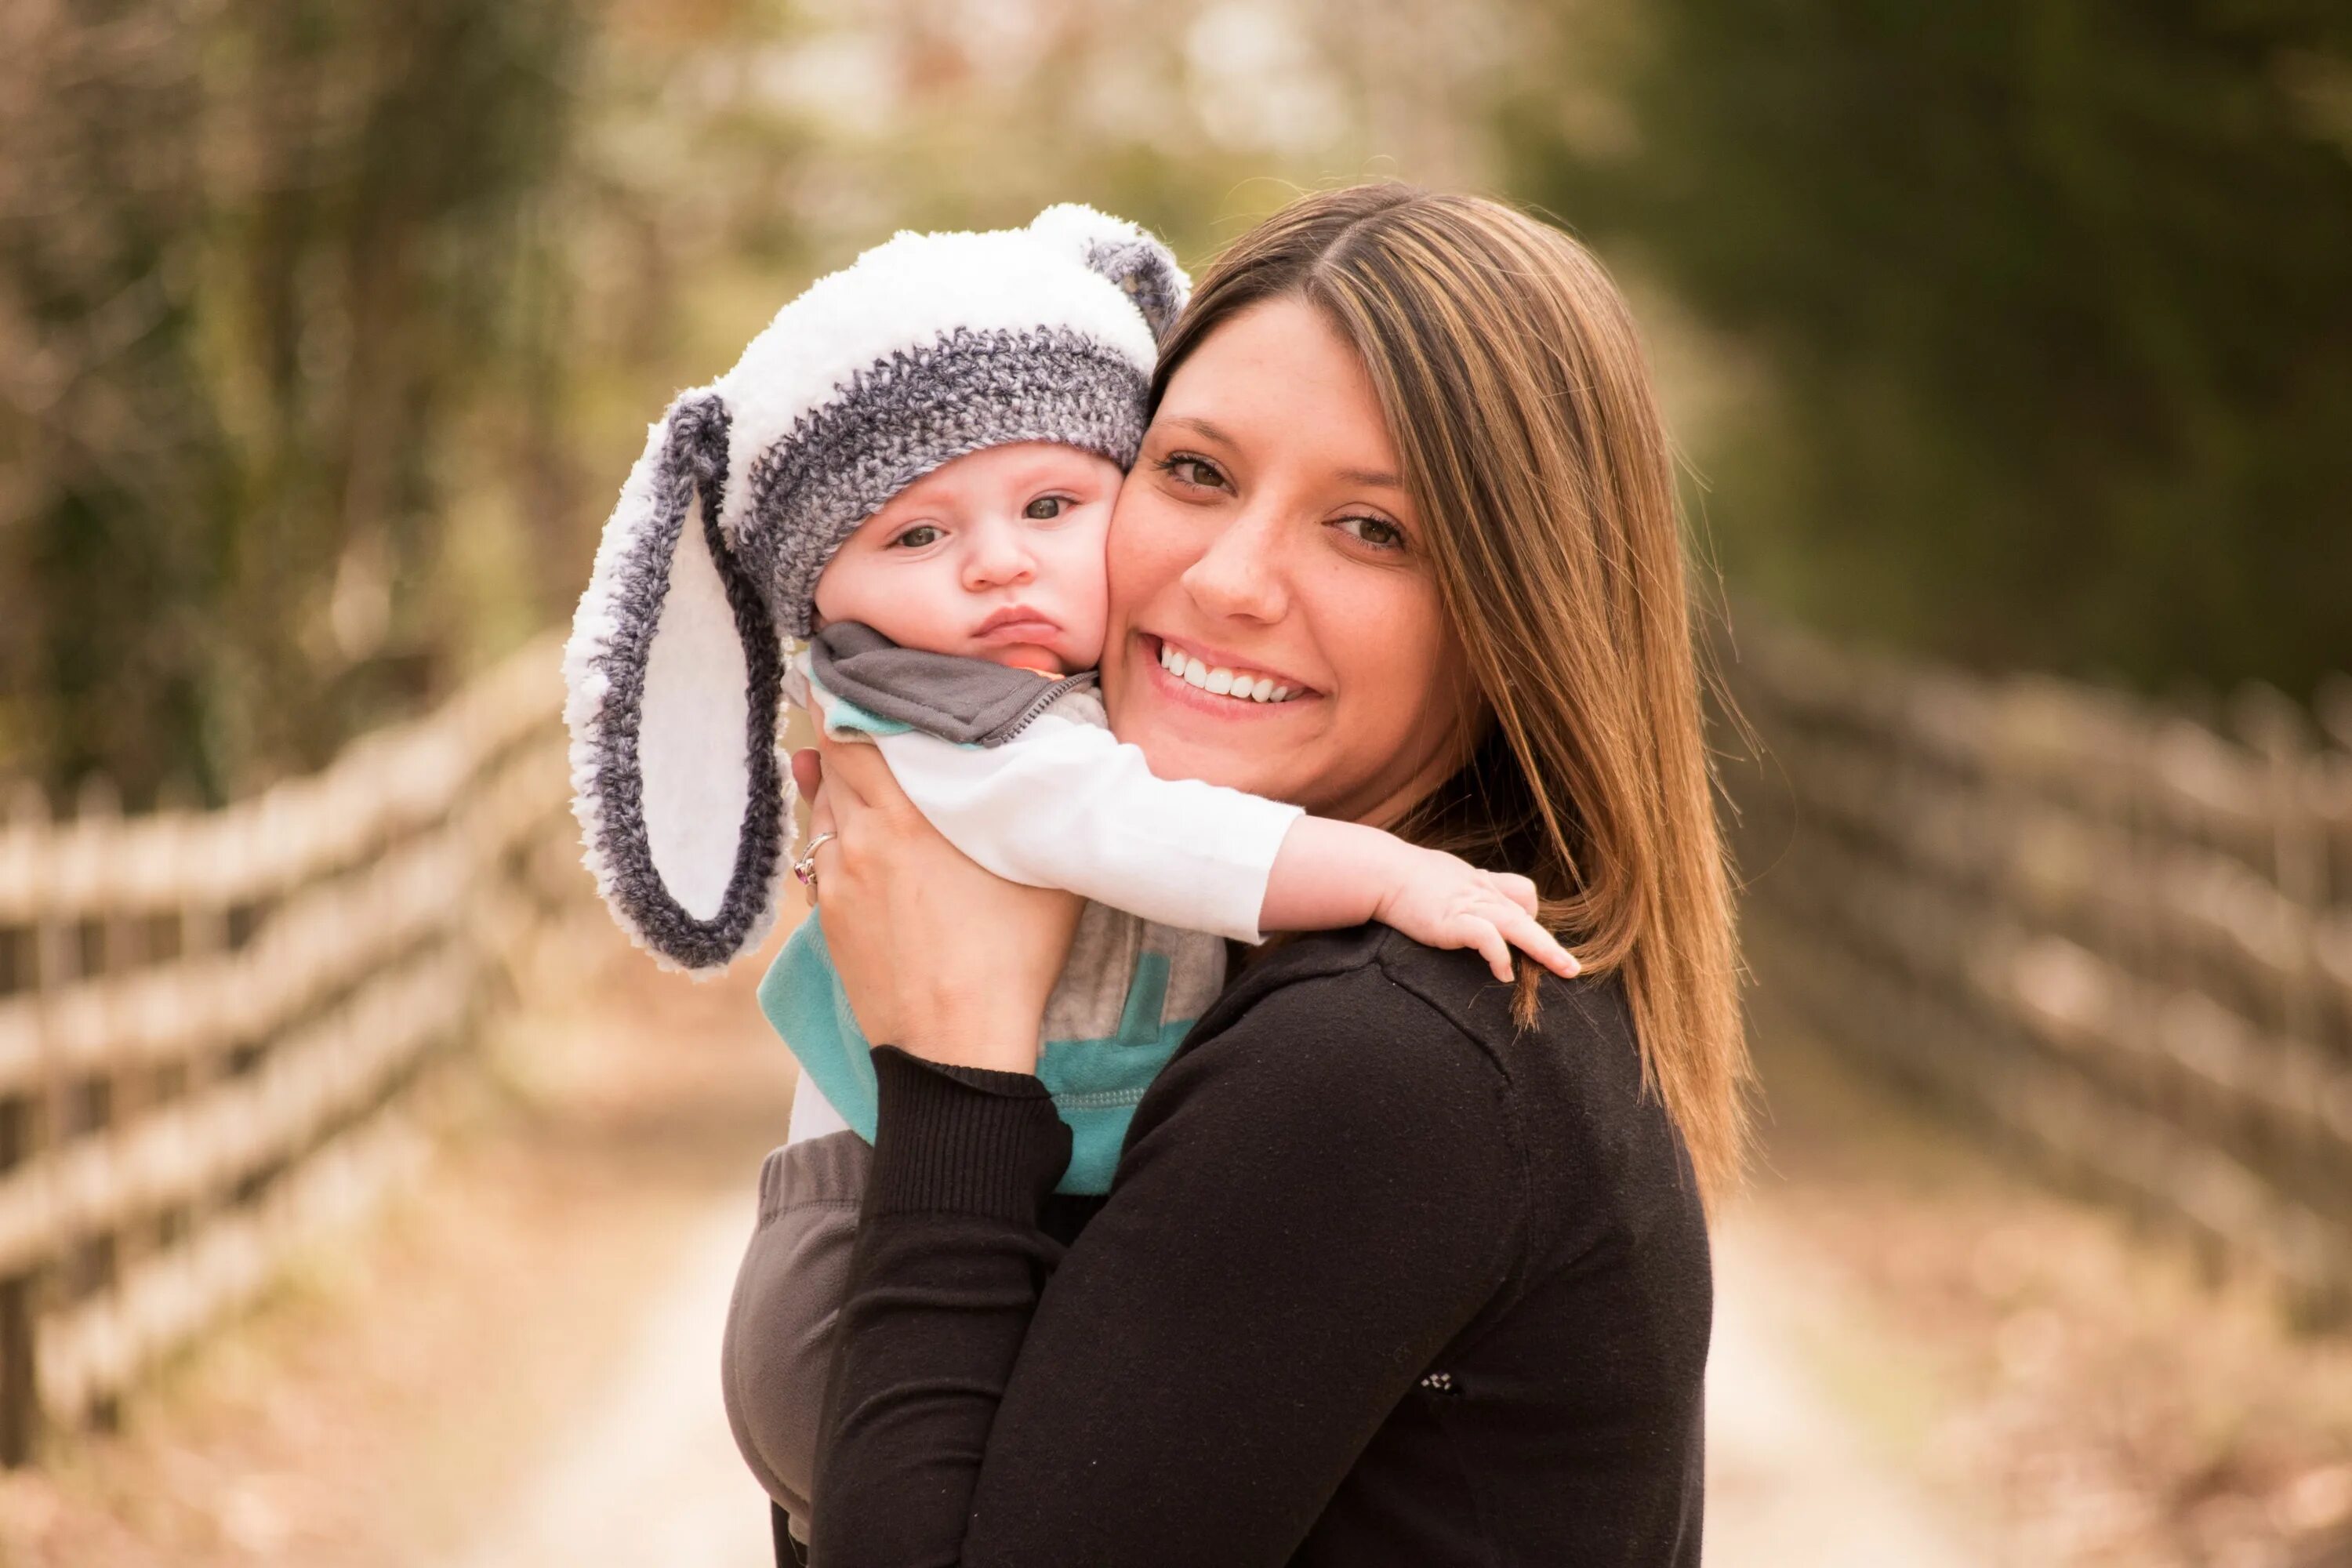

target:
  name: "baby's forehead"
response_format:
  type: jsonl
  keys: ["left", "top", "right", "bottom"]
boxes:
{"left": 867, "top": 441, "right": 1121, "bottom": 516}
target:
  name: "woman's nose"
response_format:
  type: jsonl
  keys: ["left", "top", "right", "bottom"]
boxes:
{"left": 1180, "top": 508, "right": 1288, "bottom": 623}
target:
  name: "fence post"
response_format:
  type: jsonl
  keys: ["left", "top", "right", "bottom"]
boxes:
{"left": 2232, "top": 685, "right": 2322, "bottom": 1049}
{"left": 2, "top": 782, "right": 51, "bottom": 1465}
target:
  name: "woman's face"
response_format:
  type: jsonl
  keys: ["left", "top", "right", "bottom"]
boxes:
{"left": 1101, "top": 296, "right": 1480, "bottom": 826}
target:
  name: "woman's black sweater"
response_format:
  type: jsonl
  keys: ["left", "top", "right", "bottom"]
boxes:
{"left": 807, "top": 924, "right": 1712, "bottom": 1567}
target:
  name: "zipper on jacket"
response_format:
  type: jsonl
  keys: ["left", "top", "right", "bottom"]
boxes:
{"left": 986, "top": 672, "right": 1094, "bottom": 745}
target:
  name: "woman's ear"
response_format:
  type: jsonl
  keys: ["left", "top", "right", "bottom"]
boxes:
{"left": 563, "top": 390, "right": 790, "bottom": 975}
{"left": 1028, "top": 204, "right": 1192, "bottom": 345}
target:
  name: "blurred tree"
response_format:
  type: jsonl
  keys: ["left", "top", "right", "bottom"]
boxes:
{"left": 0, "top": 0, "right": 228, "bottom": 809}
{"left": 0, "top": 0, "right": 587, "bottom": 808}
{"left": 1504, "top": 1, "right": 2352, "bottom": 697}
{"left": 0, "top": 0, "right": 1519, "bottom": 808}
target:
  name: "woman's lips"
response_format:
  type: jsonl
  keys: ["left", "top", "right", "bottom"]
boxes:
{"left": 1142, "top": 633, "right": 1316, "bottom": 712}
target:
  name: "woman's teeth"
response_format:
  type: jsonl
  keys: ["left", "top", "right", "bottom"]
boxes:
{"left": 1158, "top": 640, "right": 1295, "bottom": 703}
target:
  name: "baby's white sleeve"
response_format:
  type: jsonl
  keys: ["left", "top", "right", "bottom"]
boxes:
{"left": 870, "top": 717, "right": 1301, "bottom": 942}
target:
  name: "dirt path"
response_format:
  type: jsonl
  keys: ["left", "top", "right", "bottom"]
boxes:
{"left": 432, "top": 1173, "right": 1990, "bottom": 1568}
{"left": 1723, "top": 1014, "right": 2352, "bottom": 1568}
{"left": 445, "top": 1198, "right": 771, "bottom": 1568}
{"left": 1705, "top": 1215, "right": 1982, "bottom": 1566}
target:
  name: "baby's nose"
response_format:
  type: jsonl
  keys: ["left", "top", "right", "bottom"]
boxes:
{"left": 964, "top": 535, "right": 1036, "bottom": 586}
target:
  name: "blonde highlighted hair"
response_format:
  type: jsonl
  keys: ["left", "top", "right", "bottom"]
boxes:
{"left": 1156, "top": 185, "right": 1751, "bottom": 1203}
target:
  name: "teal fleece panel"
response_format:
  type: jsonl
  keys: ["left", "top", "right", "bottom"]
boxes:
{"left": 811, "top": 688, "right": 913, "bottom": 740}
{"left": 758, "top": 916, "right": 1192, "bottom": 1195}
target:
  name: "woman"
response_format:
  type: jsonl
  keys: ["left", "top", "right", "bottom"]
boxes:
{"left": 793, "top": 183, "right": 1748, "bottom": 1566}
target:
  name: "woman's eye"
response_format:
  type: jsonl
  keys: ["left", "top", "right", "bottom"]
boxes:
{"left": 1024, "top": 495, "right": 1070, "bottom": 521}
{"left": 1156, "top": 453, "right": 1230, "bottom": 492}
{"left": 1338, "top": 515, "right": 1406, "bottom": 550}
{"left": 892, "top": 524, "right": 943, "bottom": 549}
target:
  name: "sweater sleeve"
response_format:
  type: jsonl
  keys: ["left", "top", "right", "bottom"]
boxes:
{"left": 806, "top": 971, "right": 1522, "bottom": 1568}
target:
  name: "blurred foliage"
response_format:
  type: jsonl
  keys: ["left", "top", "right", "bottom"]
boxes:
{"left": 0, "top": 0, "right": 591, "bottom": 807}
{"left": 43, "top": 0, "right": 2339, "bottom": 803}
{"left": 1504, "top": 1, "right": 2352, "bottom": 700}
{"left": 0, "top": 0, "right": 1500, "bottom": 808}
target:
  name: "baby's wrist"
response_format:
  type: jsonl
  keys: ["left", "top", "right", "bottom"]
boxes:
{"left": 1368, "top": 837, "right": 1438, "bottom": 920}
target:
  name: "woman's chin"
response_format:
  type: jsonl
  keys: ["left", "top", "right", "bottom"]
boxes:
{"left": 1115, "top": 654, "right": 1323, "bottom": 797}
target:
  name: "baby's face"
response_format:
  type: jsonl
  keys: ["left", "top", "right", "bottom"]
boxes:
{"left": 811, "top": 441, "right": 1121, "bottom": 674}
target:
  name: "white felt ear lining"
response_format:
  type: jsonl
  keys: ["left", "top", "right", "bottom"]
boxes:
{"left": 641, "top": 478, "right": 753, "bottom": 922}
{"left": 562, "top": 393, "right": 790, "bottom": 975}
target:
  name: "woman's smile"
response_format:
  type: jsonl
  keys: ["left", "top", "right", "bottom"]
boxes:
{"left": 1142, "top": 633, "right": 1315, "bottom": 706}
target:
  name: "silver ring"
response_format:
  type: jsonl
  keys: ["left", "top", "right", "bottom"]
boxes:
{"left": 793, "top": 830, "right": 838, "bottom": 888}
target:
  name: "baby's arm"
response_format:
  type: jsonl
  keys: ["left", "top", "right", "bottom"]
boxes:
{"left": 867, "top": 713, "right": 1300, "bottom": 942}
{"left": 864, "top": 713, "right": 1575, "bottom": 980}
{"left": 1262, "top": 818, "right": 1578, "bottom": 984}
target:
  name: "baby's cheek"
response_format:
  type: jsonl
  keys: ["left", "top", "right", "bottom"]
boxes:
{"left": 808, "top": 557, "right": 862, "bottom": 625}
{"left": 811, "top": 556, "right": 923, "bottom": 645}
{"left": 1062, "top": 548, "right": 1115, "bottom": 666}
{"left": 1065, "top": 615, "right": 1109, "bottom": 670}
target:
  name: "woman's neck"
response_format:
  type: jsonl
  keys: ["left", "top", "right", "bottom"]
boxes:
{"left": 1326, "top": 714, "right": 1490, "bottom": 835}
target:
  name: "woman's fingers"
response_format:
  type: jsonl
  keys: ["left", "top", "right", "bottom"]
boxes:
{"left": 809, "top": 725, "right": 876, "bottom": 811}
{"left": 791, "top": 747, "right": 822, "bottom": 805}
{"left": 799, "top": 782, "right": 838, "bottom": 909}
{"left": 812, "top": 725, "right": 932, "bottom": 835}
{"left": 806, "top": 732, "right": 891, "bottom": 896}
{"left": 796, "top": 724, "right": 1079, "bottom": 1072}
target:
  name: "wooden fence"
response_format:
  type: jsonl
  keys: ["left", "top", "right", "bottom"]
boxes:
{"left": 1722, "top": 618, "right": 2352, "bottom": 1323}
{"left": 0, "top": 632, "right": 583, "bottom": 1461}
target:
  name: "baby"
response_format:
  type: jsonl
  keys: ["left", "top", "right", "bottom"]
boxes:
{"left": 560, "top": 206, "right": 1572, "bottom": 1547}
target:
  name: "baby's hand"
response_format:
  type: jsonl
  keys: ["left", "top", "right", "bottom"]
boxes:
{"left": 1374, "top": 851, "right": 1581, "bottom": 984}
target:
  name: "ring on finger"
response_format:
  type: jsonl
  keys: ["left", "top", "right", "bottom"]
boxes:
{"left": 793, "top": 830, "right": 839, "bottom": 889}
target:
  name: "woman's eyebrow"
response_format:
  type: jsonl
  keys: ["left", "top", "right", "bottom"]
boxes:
{"left": 1163, "top": 414, "right": 1404, "bottom": 492}
{"left": 1162, "top": 415, "right": 1236, "bottom": 446}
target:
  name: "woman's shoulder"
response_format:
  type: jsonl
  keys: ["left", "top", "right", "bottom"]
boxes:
{"left": 1168, "top": 925, "right": 1516, "bottom": 1112}
{"left": 1181, "top": 926, "right": 1695, "bottom": 1225}
{"left": 1196, "top": 924, "right": 1644, "bottom": 1101}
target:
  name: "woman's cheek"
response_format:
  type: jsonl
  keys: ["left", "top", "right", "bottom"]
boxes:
{"left": 1338, "top": 572, "right": 1461, "bottom": 770}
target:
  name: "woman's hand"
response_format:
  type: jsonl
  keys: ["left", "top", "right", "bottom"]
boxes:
{"left": 796, "top": 728, "right": 1081, "bottom": 1074}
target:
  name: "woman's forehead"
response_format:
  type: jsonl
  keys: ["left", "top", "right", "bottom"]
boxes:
{"left": 1158, "top": 300, "right": 1397, "bottom": 464}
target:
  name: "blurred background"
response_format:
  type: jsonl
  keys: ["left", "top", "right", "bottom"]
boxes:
{"left": 0, "top": 2, "right": 2346, "bottom": 1565}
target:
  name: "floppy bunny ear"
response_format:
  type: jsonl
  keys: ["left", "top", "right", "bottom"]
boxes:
{"left": 1027, "top": 203, "right": 1192, "bottom": 344}
{"left": 562, "top": 390, "right": 789, "bottom": 976}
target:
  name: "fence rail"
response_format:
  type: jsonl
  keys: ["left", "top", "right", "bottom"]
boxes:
{"left": 1722, "top": 619, "right": 2352, "bottom": 1322}
{"left": 0, "top": 632, "right": 583, "bottom": 1461}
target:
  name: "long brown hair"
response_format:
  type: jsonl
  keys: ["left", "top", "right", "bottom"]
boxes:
{"left": 1155, "top": 184, "right": 1751, "bottom": 1203}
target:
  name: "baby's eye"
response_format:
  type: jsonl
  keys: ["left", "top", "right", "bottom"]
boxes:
{"left": 1024, "top": 495, "right": 1072, "bottom": 521}
{"left": 891, "top": 524, "right": 943, "bottom": 549}
{"left": 1336, "top": 515, "right": 1407, "bottom": 551}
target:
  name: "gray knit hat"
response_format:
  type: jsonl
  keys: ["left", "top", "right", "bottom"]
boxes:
{"left": 561, "top": 205, "right": 1189, "bottom": 975}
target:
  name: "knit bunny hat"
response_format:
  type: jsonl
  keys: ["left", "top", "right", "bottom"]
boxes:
{"left": 562, "top": 205, "right": 1189, "bottom": 976}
